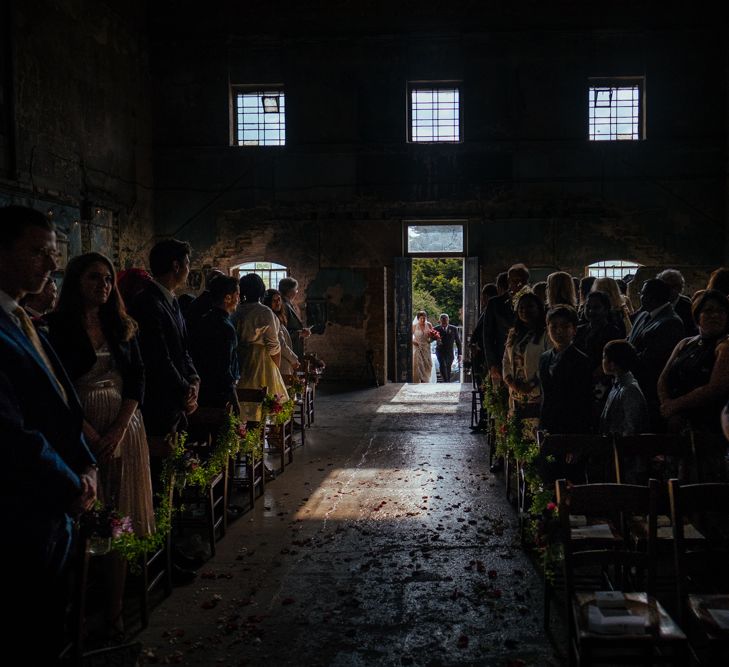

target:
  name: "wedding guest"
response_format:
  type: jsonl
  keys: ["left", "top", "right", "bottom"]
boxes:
{"left": 470, "top": 283, "right": 498, "bottom": 379}
{"left": 658, "top": 268, "right": 698, "bottom": 336}
{"left": 190, "top": 275, "right": 241, "bottom": 411}
{"left": 483, "top": 263, "right": 529, "bottom": 383}
{"left": 117, "top": 267, "right": 153, "bottom": 308}
{"left": 628, "top": 278, "right": 685, "bottom": 430}
{"left": 531, "top": 281, "right": 547, "bottom": 305}
{"left": 601, "top": 340, "right": 649, "bottom": 437}
{"left": 279, "top": 276, "right": 310, "bottom": 358}
{"left": 658, "top": 289, "right": 729, "bottom": 435}
{"left": 601, "top": 340, "right": 649, "bottom": 483}
{"left": 574, "top": 290, "right": 624, "bottom": 422}
{"left": 539, "top": 305, "right": 593, "bottom": 435}
{"left": 537, "top": 305, "right": 593, "bottom": 482}
{"left": 237, "top": 274, "right": 289, "bottom": 419}
{"left": 20, "top": 275, "right": 57, "bottom": 320}
{"left": 47, "top": 251, "right": 154, "bottom": 638}
{"left": 264, "top": 288, "right": 300, "bottom": 375}
{"left": 592, "top": 277, "right": 632, "bottom": 335}
{"left": 546, "top": 271, "right": 577, "bottom": 308}
{"left": 0, "top": 205, "right": 96, "bottom": 662}
{"left": 707, "top": 267, "right": 729, "bottom": 295}
{"left": 185, "top": 268, "right": 225, "bottom": 332}
{"left": 502, "top": 292, "right": 549, "bottom": 426}
{"left": 577, "top": 275, "right": 596, "bottom": 321}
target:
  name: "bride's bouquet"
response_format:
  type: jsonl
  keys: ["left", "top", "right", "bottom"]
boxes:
{"left": 428, "top": 328, "right": 442, "bottom": 345}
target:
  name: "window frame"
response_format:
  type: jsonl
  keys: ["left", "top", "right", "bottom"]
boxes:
{"left": 586, "top": 260, "right": 642, "bottom": 281}
{"left": 403, "top": 220, "right": 467, "bottom": 257}
{"left": 232, "top": 261, "right": 289, "bottom": 290}
{"left": 587, "top": 76, "right": 646, "bottom": 142}
{"left": 231, "top": 84, "right": 287, "bottom": 148}
{"left": 406, "top": 81, "right": 463, "bottom": 144}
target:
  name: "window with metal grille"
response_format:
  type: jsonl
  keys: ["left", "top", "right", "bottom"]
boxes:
{"left": 232, "top": 261, "right": 288, "bottom": 290}
{"left": 234, "top": 88, "right": 286, "bottom": 146}
{"left": 588, "top": 79, "right": 643, "bottom": 141}
{"left": 587, "top": 260, "right": 642, "bottom": 281}
{"left": 408, "top": 84, "right": 461, "bottom": 143}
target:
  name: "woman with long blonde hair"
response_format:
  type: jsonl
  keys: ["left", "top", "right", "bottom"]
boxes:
{"left": 546, "top": 271, "right": 577, "bottom": 308}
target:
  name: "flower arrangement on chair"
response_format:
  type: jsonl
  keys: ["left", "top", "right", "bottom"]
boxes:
{"left": 81, "top": 501, "right": 134, "bottom": 555}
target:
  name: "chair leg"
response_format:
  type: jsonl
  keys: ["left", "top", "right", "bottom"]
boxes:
{"left": 140, "top": 554, "right": 150, "bottom": 629}
{"left": 207, "top": 485, "right": 216, "bottom": 557}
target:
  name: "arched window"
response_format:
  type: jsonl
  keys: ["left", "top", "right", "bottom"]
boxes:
{"left": 232, "top": 261, "right": 288, "bottom": 290}
{"left": 587, "top": 260, "right": 642, "bottom": 281}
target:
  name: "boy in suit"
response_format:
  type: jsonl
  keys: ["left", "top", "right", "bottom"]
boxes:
{"left": 538, "top": 305, "right": 593, "bottom": 482}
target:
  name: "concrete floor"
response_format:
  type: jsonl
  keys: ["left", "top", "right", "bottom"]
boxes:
{"left": 137, "top": 383, "right": 560, "bottom": 666}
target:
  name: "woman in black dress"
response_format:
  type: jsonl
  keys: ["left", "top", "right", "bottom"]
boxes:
{"left": 658, "top": 289, "right": 729, "bottom": 436}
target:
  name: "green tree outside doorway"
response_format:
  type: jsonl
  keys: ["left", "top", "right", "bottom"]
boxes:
{"left": 412, "top": 258, "right": 463, "bottom": 325}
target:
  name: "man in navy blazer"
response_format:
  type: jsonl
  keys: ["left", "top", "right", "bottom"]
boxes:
{"left": 0, "top": 205, "right": 96, "bottom": 660}
{"left": 628, "top": 278, "right": 685, "bottom": 429}
{"left": 130, "top": 239, "right": 200, "bottom": 449}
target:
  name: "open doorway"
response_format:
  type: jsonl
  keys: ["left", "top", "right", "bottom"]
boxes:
{"left": 394, "top": 222, "right": 478, "bottom": 384}
{"left": 412, "top": 257, "right": 464, "bottom": 383}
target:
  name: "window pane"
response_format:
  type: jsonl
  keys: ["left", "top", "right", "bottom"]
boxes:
{"left": 407, "top": 224, "right": 464, "bottom": 253}
{"left": 410, "top": 86, "right": 461, "bottom": 143}
{"left": 588, "top": 83, "right": 642, "bottom": 141}
{"left": 234, "top": 89, "right": 286, "bottom": 146}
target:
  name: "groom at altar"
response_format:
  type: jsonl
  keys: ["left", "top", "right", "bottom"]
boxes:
{"left": 434, "top": 313, "right": 462, "bottom": 383}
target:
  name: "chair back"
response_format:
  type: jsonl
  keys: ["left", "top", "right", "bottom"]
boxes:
{"left": 537, "top": 432, "right": 612, "bottom": 483}
{"left": 668, "top": 479, "right": 729, "bottom": 615}
{"left": 557, "top": 479, "right": 659, "bottom": 596}
{"left": 612, "top": 433, "right": 690, "bottom": 485}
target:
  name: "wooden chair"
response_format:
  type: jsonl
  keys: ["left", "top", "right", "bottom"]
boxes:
{"left": 140, "top": 477, "right": 175, "bottom": 629}
{"left": 537, "top": 432, "right": 612, "bottom": 486}
{"left": 612, "top": 433, "right": 691, "bottom": 486}
{"left": 556, "top": 479, "right": 687, "bottom": 666}
{"left": 282, "top": 373, "right": 306, "bottom": 447}
{"left": 175, "top": 406, "right": 230, "bottom": 557}
{"left": 233, "top": 387, "right": 267, "bottom": 506}
{"left": 669, "top": 479, "right": 729, "bottom": 664}
{"left": 266, "top": 414, "right": 294, "bottom": 473}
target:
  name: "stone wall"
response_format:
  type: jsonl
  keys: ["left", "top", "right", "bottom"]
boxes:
{"left": 0, "top": 0, "right": 155, "bottom": 267}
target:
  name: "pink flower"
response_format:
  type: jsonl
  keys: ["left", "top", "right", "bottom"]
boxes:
{"left": 236, "top": 424, "right": 247, "bottom": 438}
{"left": 546, "top": 502, "right": 557, "bottom": 512}
{"left": 111, "top": 515, "right": 133, "bottom": 538}
{"left": 272, "top": 403, "right": 283, "bottom": 414}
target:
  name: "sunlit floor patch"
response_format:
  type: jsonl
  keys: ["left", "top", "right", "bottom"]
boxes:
{"left": 375, "top": 382, "right": 463, "bottom": 413}
{"left": 294, "top": 467, "right": 436, "bottom": 521}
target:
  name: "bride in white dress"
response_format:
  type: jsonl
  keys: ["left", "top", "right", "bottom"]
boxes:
{"left": 412, "top": 311, "right": 435, "bottom": 383}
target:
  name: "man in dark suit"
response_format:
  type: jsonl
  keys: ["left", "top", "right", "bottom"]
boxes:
{"left": 0, "top": 205, "right": 97, "bottom": 661}
{"left": 279, "top": 276, "right": 310, "bottom": 359}
{"left": 131, "top": 238, "right": 200, "bottom": 453}
{"left": 657, "top": 268, "right": 698, "bottom": 336}
{"left": 483, "top": 264, "right": 529, "bottom": 383}
{"left": 185, "top": 267, "right": 224, "bottom": 333}
{"left": 469, "top": 282, "right": 498, "bottom": 383}
{"left": 190, "top": 275, "right": 241, "bottom": 410}
{"left": 434, "top": 313, "right": 462, "bottom": 382}
{"left": 628, "top": 278, "right": 685, "bottom": 429}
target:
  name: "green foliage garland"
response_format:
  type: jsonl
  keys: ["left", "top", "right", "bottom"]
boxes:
{"left": 481, "top": 377, "right": 562, "bottom": 577}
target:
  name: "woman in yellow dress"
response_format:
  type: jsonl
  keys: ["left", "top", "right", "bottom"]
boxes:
{"left": 236, "top": 273, "right": 289, "bottom": 419}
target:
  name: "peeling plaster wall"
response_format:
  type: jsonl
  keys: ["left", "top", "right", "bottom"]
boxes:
{"left": 149, "top": 1, "right": 728, "bottom": 380}
{"left": 0, "top": 0, "right": 155, "bottom": 268}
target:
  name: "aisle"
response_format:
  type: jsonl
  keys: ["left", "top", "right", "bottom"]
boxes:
{"left": 138, "top": 383, "right": 556, "bottom": 666}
